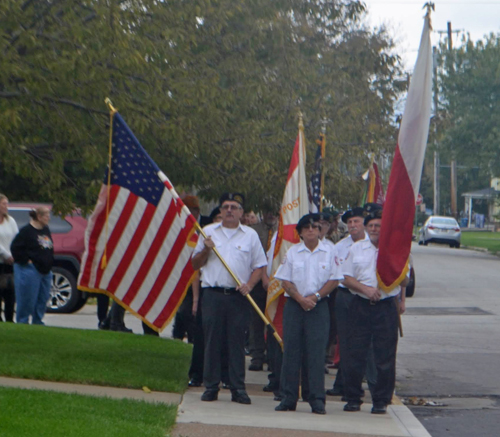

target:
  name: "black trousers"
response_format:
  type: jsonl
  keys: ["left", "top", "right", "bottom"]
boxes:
{"left": 332, "top": 288, "right": 377, "bottom": 393}
{"left": 188, "top": 288, "right": 230, "bottom": 384}
{"left": 172, "top": 288, "right": 195, "bottom": 343}
{"left": 280, "top": 298, "right": 329, "bottom": 409}
{"left": 266, "top": 326, "right": 283, "bottom": 394}
{"left": 344, "top": 295, "right": 398, "bottom": 406}
{"left": 0, "top": 264, "right": 15, "bottom": 322}
{"left": 248, "top": 281, "right": 267, "bottom": 366}
{"left": 96, "top": 294, "right": 109, "bottom": 323}
{"left": 202, "top": 288, "right": 250, "bottom": 391}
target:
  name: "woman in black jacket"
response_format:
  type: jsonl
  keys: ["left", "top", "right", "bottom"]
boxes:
{"left": 11, "top": 206, "right": 54, "bottom": 325}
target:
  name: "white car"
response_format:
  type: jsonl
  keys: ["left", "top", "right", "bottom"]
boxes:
{"left": 418, "top": 216, "right": 461, "bottom": 248}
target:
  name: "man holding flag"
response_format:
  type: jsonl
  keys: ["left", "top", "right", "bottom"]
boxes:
{"left": 264, "top": 115, "right": 309, "bottom": 398}
{"left": 192, "top": 193, "right": 267, "bottom": 405}
{"left": 342, "top": 5, "right": 433, "bottom": 415}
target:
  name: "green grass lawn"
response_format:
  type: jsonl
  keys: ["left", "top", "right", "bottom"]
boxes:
{"left": 461, "top": 231, "right": 500, "bottom": 253}
{"left": 0, "top": 386, "right": 177, "bottom": 437}
{"left": 0, "top": 323, "right": 191, "bottom": 393}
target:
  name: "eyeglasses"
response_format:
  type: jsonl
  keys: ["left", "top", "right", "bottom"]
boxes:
{"left": 221, "top": 204, "right": 242, "bottom": 211}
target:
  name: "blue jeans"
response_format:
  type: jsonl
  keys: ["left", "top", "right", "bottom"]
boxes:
{"left": 14, "top": 263, "right": 52, "bottom": 325}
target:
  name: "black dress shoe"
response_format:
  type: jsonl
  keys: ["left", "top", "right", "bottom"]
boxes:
{"left": 326, "top": 388, "right": 343, "bottom": 396}
{"left": 98, "top": 320, "right": 110, "bottom": 330}
{"left": 231, "top": 389, "right": 251, "bottom": 404}
{"left": 188, "top": 379, "right": 202, "bottom": 387}
{"left": 248, "top": 363, "right": 264, "bottom": 371}
{"left": 110, "top": 324, "right": 133, "bottom": 333}
{"left": 262, "top": 384, "right": 276, "bottom": 392}
{"left": 311, "top": 406, "right": 326, "bottom": 415}
{"left": 275, "top": 402, "right": 296, "bottom": 411}
{"left": 371, "top": 404, "right": 387, "bottom": 414}
{"left": 343, "top": 401, "right": 362, "bottom": 412}
{"left": 201, "top": 390, "right": 219, "bottom": 402}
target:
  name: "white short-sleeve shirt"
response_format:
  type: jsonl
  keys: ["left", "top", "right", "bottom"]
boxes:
{"left": 341, "top": 240, "right": 401, "bottom": 300}
{"left": 194, "top": 222, "right": 267, "bottom": 288}
{"left": 0, "top": 217, "right": 19, "bottom": 262}
{"left": 335, "top": 232, "right": 369, "bottom": 289}
{"left": 274, "top": 240, "right": 344, "bottom": 297}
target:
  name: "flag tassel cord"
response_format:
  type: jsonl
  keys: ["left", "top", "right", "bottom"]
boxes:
{"left": 193, "top": 221, "right": 284, "bottom": 349}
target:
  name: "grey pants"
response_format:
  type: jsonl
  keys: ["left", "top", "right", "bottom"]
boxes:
{"left": 280, "top": 297, "right": 329, "bottom": 409}
{"left": 202, "top": 288, "right": 250, "bottom": 391}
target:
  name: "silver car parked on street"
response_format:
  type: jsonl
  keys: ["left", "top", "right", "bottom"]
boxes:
{"left": 418, "top": 216, "right": 461, "bottom": 248}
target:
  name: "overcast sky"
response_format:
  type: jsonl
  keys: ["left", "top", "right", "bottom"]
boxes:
{"left": 363, "top": 0, "right": 500, "bottom": 70}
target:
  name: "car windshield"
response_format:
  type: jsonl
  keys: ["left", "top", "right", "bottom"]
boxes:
{"left": 431, "top": 218, "right": 457, "bottom": 226}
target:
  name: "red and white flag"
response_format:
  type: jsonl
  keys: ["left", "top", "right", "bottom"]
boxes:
{"left": 377, "top": 13, "right": 433, "bottom": 291}
{"left": 78, "top": 112, "right": 198, "bottom": 331}
{"left": 265, "top": 118, "right": 309, "bottom": 336}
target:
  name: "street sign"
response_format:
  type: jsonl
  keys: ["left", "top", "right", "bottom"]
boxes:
{"left": 416, "top": 193, "right": 423, "bottom": 205}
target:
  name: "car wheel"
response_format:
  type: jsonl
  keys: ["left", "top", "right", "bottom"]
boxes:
{"left": 418, "top": 240, "right": 423, "bottom": 245}
{"left": 456, "top": 243, "right": 460, "bottom": 248}
{"left": 405, "top": 267, "right": 416, "bottom": 298}
{"left": 449, "top": 243, "right": 454, "bottom": 248}
{"left": 46, "top": 267, "right": 81, "bottom": 314}
{"left": 423, "top": 240, "right": 428, "bottom": 246}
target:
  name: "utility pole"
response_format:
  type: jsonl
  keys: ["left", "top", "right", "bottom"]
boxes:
{"left": 448, "top": 21, "right": 458, "bottom": 218}
{"left": 433, "top": 46, "right": 440, "bottom": 216}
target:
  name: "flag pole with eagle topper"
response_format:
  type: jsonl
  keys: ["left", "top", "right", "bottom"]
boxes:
{"left": 79, "top": 99, "right": 282, "bottom": 343}
{"left": 78, "top": 99, "right": 201, "bottom": 332}
{"left": 377, "top": 4, "right": 434, "bottom": 292}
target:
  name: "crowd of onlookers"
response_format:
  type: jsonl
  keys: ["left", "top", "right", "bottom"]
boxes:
{"left": 0, "top": 194, "right": 54, "bottom": 325}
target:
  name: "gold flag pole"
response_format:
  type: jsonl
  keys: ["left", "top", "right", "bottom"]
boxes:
{"left": 193, "top": 221, "right": 283, "bottom": 348}
{"left": 101, "top": 98, "right": 118, "bottom": 269}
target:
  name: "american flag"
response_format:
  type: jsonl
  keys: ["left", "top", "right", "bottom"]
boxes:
{"left": 309, "top": 133, "right": 325, "bottom": 213}
{"left": 77, "top": 112, "right": 198, "bottom": 331}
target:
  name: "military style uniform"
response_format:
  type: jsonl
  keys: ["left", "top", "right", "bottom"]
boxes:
{"left": 329, "top": 231, "right": 377, "bottom": 395}
{"left": 193, "top": 221, "right": 267, "bottom": 394}
{"left": 342, "top": 239, "right": 401, "bottom": 408}
{"left": 275, "top": 237, "right": 343, "bottom": 412}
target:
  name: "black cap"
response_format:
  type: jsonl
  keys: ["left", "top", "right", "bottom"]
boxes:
{"left": 342, "top": 207, "right": 365, "bottom": 223}
{"left": 296, "top": 213, "right": 321, "bottom": 233}
{"left": 363, "top": 203, "right": 383, "bottom": 215}
{"left": 316, "top": 212, "right": 333, "bottom": 223}
{"left": 322, "top": 207, "right": 340, "bottom": 218}
{"left": 209, "top": 207, "right": 221, "bottom": 222}
{"left": 364, "top": 209, "right": 383, "bottom": 226}
{"left": 219, "top": 192, "right": 245, "bottom": 208}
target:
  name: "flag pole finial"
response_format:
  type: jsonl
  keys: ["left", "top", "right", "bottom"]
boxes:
{"left": 423, "top": 2, "right": 434, "bottom": 28}
{"left": 298, "top": 111, "right": 304, "bottom": 130}
{"left": 105, "top": 97, "right": 118, "bottom": 114}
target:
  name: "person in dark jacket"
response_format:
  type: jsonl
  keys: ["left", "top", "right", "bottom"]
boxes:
{"left": 11, "top": 206, "right": 54, "bottom": 325}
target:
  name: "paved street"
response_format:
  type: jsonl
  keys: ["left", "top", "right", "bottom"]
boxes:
{"left": 397, "top": 243, "right": 500, "bottom": 437}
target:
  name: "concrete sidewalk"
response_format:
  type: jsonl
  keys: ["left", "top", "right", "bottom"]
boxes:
{"left": 173, "top": 363, "right": 431, "bottom": 437}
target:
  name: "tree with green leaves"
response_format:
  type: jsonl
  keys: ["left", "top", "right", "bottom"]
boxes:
{"left": 434, "top": 33, "right": 500, "bottom": 214}
{"left": 0, "top": 0, "right": 402, "bottom": 213}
